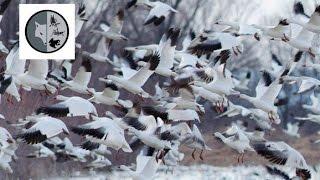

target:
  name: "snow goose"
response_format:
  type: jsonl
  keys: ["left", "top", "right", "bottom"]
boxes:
{"left": 88, "top": 81, "right": 132, "bottom": 108}
{"left": 142, "top": 105, "right": 200, "bottom": 123}
{"left": 187, "top": 32, "right": 242, "bottom": 58}
{"left": 15, "top": 116, "right": 69, "bottom": 144}
{"left": 233, "top": 71, "right": 251, "bottom": 91}
{"left": 47, "top": 59, "right": 74, "bottom": 87}
{"left": 82, "top": 36, "right": 111, "bottom": 63}
{"left": 85, "top": 154, "right": 112, "bottom": 169}
{"left": 295, "top": 113, "right": 320, "bottom": 125}
{"left": 119, "top": 152, "right": 160, "bottom": 180}
{"left": 16, "top": 60, "right": 57, "bottom": 94}
{"left": 302, "top": 92, "right": 320, "bottom": 114}
{"left": 143, "top": 1, "right": 178, "bottom": 26}
{"left": 181, "top": 124, "right": 211, "bottom": 160}
{"left": 104, "top": 53, "right": 160, "bottom": 98}
{"left": 281, "top": 75, "right": 320, "bottom": 94}
{"left": 238, "top": 70, "right": 286, "bottom": 122}
{"left": 155, "top": 27, "right": 180, "bottom": 77}
{"left": 214, "top": 127, "right": 254, "bottom": 163}
{"left": 287, "top": 5, "right": 320, "bottom": 34}
{"left": 253, "top": 141, "right": 311, "bottom": 179}
{"left": 26, "top": 143, "right": 56, "bottom": 160}
{"left": 192, "top": 64, "right": 238, "bottom": 100}
{"left": 75, "top": 2, "right": 87, "bottom": 38}
{"left": 35, "top": 95, "right": 97, "bottom": 119}
{"left": 71, "top": 116, "right": 132, "bottom": 152}
{"left": 0, "top": 75, "right": 13, "bottom": 103}
{"left": 283, "top": 122, "right": 304, "bottom": 138}
{"left": 61, "top": 58, "right": 93, "bottom": 94}
{"left": 215, "top": 101, "right": 252, "bottom": 119}
{"left": 215, "top": 20, "right": 259, "bottom": 39}
{"left": 252, "top": 19, "right": 291, "bottom": 41}
{"left": 91, "top": 9, "right": 127, "bottom": 41}
{"left": 0, "top": 127, "right": 17, "bottom": 173}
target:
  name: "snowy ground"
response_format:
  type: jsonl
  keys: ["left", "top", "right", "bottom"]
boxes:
{"left": 50, "top": 164, "right": 320, "bottom": 180}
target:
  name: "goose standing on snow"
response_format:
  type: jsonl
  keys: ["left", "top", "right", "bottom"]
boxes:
{"left": 71, "top": 116, "right": 132, "bottom": 153}
{"left": 61, "top": 58, "right": 94, "bottom": 94}
{"left": 103, "top": 53, "right": 160, "bottom": 98}
{"left": 15, "top": 116, "right": 69, "bottom": 144}
{"left": 143, "top": 1, "right": 178, "bottom": 26}
{"left": 91, "top": 9, "right": 127, "bottom": 41}
{"left": 35, "top": 95, "right": 97, "bottom": 119}
{"left": 253, "top": 141, "right": 311, "bottom": 179}
{"left": 181, "top": 124, "right": 211, "bottom": 160}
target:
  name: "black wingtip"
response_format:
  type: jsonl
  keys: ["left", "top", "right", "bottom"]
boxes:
{"left": 81, "top": 58, "right": 92, "bottom": 72}
{"left": 117, "top": 9, "right": 124, "bottom": 20}
{"left": 167, "top": 27, "right": 181, "bottom": 46}
{"left": 126, "top": 0, "right": 137, "bottom": 9}
{"left": 294, "top": 51, "right": 303, "bottom": 62}
{"left": 105, "top": 81, "right": 118, "bottom": 91}
{"left": 261, "top": 71, "right": 273, "bottom": 86}
{"left": 15, "top": 131, "right": 47, "bottom": 144}
{"left": 147, "top": 52, "right": 161, "bottom": 71}
{"left": 81, "top": 140, "right": 100, "bottom": 150}
{"left": 296, "top": 168, "right": 311, "bottom": 180}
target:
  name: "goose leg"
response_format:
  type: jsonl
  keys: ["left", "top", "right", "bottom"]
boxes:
{"left": 237, "top": 154, "right": 240, "bottom": 163}
{"left": 242, "top": 153, "right": 245, "bottom": 163}
{"left": 308, "top": 48, "right": 315, "bottom": 58}
{"left": 232, "top": 47, "right": 238, "bottom": 56}
{"left": 236, "top": 46, "right": 242, "bottom": 54}
{"left": 199, "top": 149, "right": 204, "bottom": 160}
{"left": 192, "top": 149, "right": 196, "bottom": 160}
{"left": 214, "top": 102, "right": 220, "bottom": 113}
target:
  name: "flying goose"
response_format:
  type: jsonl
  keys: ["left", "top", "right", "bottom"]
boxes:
{"left": 36, "top": 95, "right": 97, "bottom": 119}
{"left": 91, "top": 9, "right": 127, "bottom": 41}
{"left": 104, "top": 53, "right": 160, "bottom": 98}
{"left": 295, "top": 113, "right": 320, "bottom": 125}
{"left": 82, "top": 36, "right": 112, "bottom": 63}
{"left": 155, "top": 28, "right": 180, "bottom": 77}
{"left": 181, "top": 124, "right": 211, "bottom": 160}
{"left": 253, "top": 141, "right": 311, "bottom": 179}
{"left": 252, "top": 19, "right": 292, "bottom": 41}
{"left": 15, "top": 116, "right": 69, "bottom": 144}
{"left": 16, "top": 60, "right": 57, "bottom": 95}
{"left": 187, "top": 32, "right": 242, "bottom": 58}
{"left": 88, "top": 81, "right": 133, "bottom": 108}
{"left": 283, "top": 122, "right": 304, "bottom": 138}
{"left": 302, "top": 92, "right": 320, "bottom": 114}
{"left": 215, "top": 20, "right": 259, "bottom": 39}
{"left": 143, "top": 1, "right": 178, "bottom": 26}
{"left": 71, "top": 116, "right": 132, "bottom": 153}
{"left": 0, "top": 127, "right": 17, "bottom": 173}
{"left": 281, "top": 75, "right": 320, "bottom": 94}
{"left": 0, "top": 0, "right": 11, "bottom": 23}
{"left": 214, "top": 126, "right": 254, "bottom": 163}
{"left": 287, "top": 5, "right": 320, "bottom": 34}
{"left": 61, "top": 58, "right": 93, "bottom": 94}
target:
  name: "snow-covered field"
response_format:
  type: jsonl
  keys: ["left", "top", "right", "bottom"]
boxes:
{"left": 50, "top": 164, "right": 320, "bottom": 180}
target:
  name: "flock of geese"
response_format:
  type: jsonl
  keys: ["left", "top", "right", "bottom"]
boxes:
{"left": 0, "top": 0, "right": 319, "bottom": 179}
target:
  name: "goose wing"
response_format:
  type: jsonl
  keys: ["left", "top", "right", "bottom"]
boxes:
{"left": 73, "top": 58, "right": 92, "bottom": 86}
{"left": 110, "top": 9, "right": 124, "bottom": 33}
{"left": 26, "top": 60, "right": 48, "bottom": 80}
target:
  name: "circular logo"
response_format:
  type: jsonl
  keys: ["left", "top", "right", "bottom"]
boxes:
{"left": 25, "top": 10, "right": 69, "bottom": 53}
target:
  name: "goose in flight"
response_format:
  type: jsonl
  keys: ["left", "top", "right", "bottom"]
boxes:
{"left": 253, "top": 141, "right": 311, "bottom": 179}
{"left": 181, "top": 124, "right": 211, "bottom": 160}
{"left": 103, "top": 53, "right": 160, "bottom": 98}
{"left": 283, "top": 122, "right": 304, "bottom": 138}
{"left": 155, "top": 28, "right": 180, "bottom": 77}
{"left": 281, "top": 75, "right": 320, "bottom": 94}
{"left": 295, "top": 113, "right": 320, "bottom": 125}
{"left": 287, "top": 4, "right": 320, "bottom": 34}
{"left": 88, "top": 81, "right": 132, "bottom": 108}
{"left": 215, "top": 20, "right": 260, "bottom": 39}
{"left": 91, "top": 9, "right": 127, "bottom": 42}
{"left": 71, "top": 116, "right": 132, "bottom": 153}
{"left": 16, "top": 60, "right": 57, "bottom": 95}
{"left": 82, "top": 35, "right": 111, "bottom": 63}
{"left": 214, "top": 126, "right": 254, "bottom": 163}
{"left": 15, "top": 116, "right": 69, "bottom": 144}
{"left": 0, "top": 127, "right": 17, "bottom": 173}
{"left": 36, "top": 95, "right": 97, "bottom": 119}
{"left": 61, "top": 58, "right": 93, "bottom": 95}
{"left": 252, "top": 19, "right": 291, "bottom": 41}
{"left": 187, "top": 32, "right": 242, "bottom": 58}
{"left": 143, "top": 1, "right": 178, "bottom": 26}
{"left": 302, "top": 92, "right": 320, "bottom": 114}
